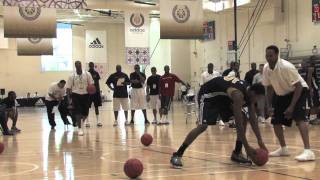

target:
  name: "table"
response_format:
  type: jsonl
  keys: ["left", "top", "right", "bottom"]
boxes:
{"left": 16, "top": 97, "right": 45, "bottom": 107}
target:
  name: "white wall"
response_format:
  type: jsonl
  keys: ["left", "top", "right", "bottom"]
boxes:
{"left": 145, "top": 18, "right": 171, "bottom": 77}
{"left": 191, "top": 0, "right": 320, "bottom": 80}
{"left": 0, "top": 18, "right": 187, "bottom": 99}
{"left": 3, "top": 0, "right": 318, "bottom": 97}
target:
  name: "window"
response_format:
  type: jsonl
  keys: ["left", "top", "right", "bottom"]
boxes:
{"left": 41, "top": 23, "right": 73, "bottom": 72}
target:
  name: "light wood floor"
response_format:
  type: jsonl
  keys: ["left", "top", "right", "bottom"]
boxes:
{"left": 1, "top": 102, "right": 320, "bottom": 180}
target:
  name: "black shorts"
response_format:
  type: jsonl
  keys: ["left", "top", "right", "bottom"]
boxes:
{"left": 271, "top": 88, "right": 307, "bottom": 127}
{"left": 199, "top": 96, "right": 233, "bottom": 125}
{"left": 307, "top": 88, "right": 320, "bottom": 108}
{"left": 72, "top": 93, "right": 90, "bottom": 117}
{"left": 89, "top": 91, "right": 102, "bottom": 107}
{"left": 160, "top": 96, "right": 172, "bottom": 114}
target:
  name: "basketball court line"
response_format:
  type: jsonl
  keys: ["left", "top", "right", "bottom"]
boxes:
{"left": 2, "top": 140, "right": 317, "bottom": 179}
{"left": 142, "top": 166, "right": 310, "bottom": 179}
{"left": 153, "top": 136, "right": 320, "bottom": 154}
{"left": 151, "top": 143, "right": 300, "bottom": 168}
{"left": 111, "top": 160, "right": 170, "bottom": 166}
{"left": 0, "top": 146, "right": 135, "bottom": 158}
{"left": 70, "top": 165, "right": 301, "bottom": 179}
{"left": 0, "top": 162, "right": 39, "bottom": 177}
{"left": 2, "top": 123, "right": 319, "bottom": 179}
{"left": 100, "top": 141, "right": 314, "bottom": 179}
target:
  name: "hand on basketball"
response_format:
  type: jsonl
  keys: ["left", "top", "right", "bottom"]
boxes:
{"left": 284, "top": 106, "right": 294, "bottom": 119}
{"left": 246, "top": 146, "right": 257, "bottom": 159}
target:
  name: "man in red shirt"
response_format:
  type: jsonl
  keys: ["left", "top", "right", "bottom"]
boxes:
{"left": 159, "top": 65, "right": 187, "bottom": 124}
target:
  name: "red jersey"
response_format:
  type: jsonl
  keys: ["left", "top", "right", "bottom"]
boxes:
{"left": 159, "top": 73, "right": 182, "bottom": 96}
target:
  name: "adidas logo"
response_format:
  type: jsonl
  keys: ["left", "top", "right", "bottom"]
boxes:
{"left": 89, "top": 38, "right": 104, "bottom": 48}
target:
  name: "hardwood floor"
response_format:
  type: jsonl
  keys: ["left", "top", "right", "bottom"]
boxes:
{"left": 0, "top": 102, "right": 319, "bottom": 179}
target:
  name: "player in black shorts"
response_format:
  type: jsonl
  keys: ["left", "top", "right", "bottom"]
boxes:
{"left": 299, "top": 58, "right": 320, "bottom": 124}
{"left": 88, "top": 62, "right": 103, "bottom": 127}
{"left": 170, "top": 76, "right": 267, "bottom": 168}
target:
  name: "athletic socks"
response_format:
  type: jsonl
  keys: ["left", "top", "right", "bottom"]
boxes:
{"left": 234, "top": 140, "right": 243, "bottom": 154}
{"left": 176, "top": 143, "right": 189, "bottom": 156}
{"left": 96, "top": 115, "right": 99, "bottom": 123}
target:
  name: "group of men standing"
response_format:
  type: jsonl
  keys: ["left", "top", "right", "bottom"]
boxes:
{"left": 106, "top": 64, "right": 187, "bottom": 126}
{"left": 44, "top": 61, "right": 187, "bottom": 136}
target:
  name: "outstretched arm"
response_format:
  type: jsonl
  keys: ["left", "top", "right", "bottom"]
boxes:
{"left": 174, "top": 74, "right": 187, "bottom": 86}
{"left": 248, "top": 103, "right": 268, "bottom": 151}
{"left": 230, "top": 90, "right": 256, "bottom": 158}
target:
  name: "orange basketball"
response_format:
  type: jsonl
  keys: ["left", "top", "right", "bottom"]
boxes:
{"left": 253, "top": 148, "right": 268, "bottom": 166}
{"left": 0, "top": 142, "right": 4, "bottom": 154}
{"left": 141, "top": 133, "right": 153, "bottom": 146}
{"left": 124, "top": 158, "right": 143, "bottom": 178}
{"left": 87, "top": 84, "right": 96, "bottom": 95}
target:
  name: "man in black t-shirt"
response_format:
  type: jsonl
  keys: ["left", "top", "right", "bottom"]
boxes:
{"left": 106, "top": 65, "right": 130, "bottom": 126}
{"left": 146, "top": 67, "right": 161, "bottom": 124}
{"left": 129, "top": 64, "right": 150, "bottom": 125}
{"left": 88, "top": 62, "right": 103, "bottom": 127}
{"left": 244, "top": 63, "right": 259, "bottom": 86}
{"left": 2, "top": 91, "right": 20, "bottom": 133}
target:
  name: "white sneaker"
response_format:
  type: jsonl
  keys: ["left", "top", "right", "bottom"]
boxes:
{"left": 269, "top": 147, "right": 290, "bottom": 157}
{"left": 295, "top": 149, "right": 315, "bottom": 162}
{"left": 78, "top": 129, "right": 84, "bottom": 136}
{"left": 158, "top": 117, "right": 164, "bottom": 125}
{"left": 125, "top": 121, "right": 130, "bottom": 126}
{"left": 97, "top": 122, "right": 103, "bottom": 127}
{"left": 85, "top": 123, "right": 90, "bottom": 128}
{"left": 163, "top": 120, "right": 170, "bottom": 125}
{"left": 152, "top": 120, "right": 157, "bottom": 124}
{"left": 310, "top": 114, "right": 317, "bottom": 121}
{"left": 266, "top": 117, "right": 272, "bottom": 123}
{"left": 218, "top": 120, "right": 225, "bottom": 126}
{"left": 258, "top": 116, "right": 266, "bottom": 123}
{"left": 113, "top": 121, "right": 118, "bottom": 127}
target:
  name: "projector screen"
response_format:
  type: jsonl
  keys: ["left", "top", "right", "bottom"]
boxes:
{"left": 41, "top": 23, "right": 73, "bottom": 72}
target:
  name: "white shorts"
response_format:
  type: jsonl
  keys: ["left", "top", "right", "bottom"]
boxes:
{"left": 113, "top": 98, "right": 129, "bottom": 111}
{"left": 130, "top": 88, "right": 147, "bottom": 110}
{"left": 149, "top": 95, "right": 160, "bottom": 109}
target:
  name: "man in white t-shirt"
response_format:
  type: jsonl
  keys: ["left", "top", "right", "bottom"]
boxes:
{"left": 263, "top": 45, "right": 315, "bottom": 161}
{"left": 66, "top": 61, "right": 94, "bottom": 136}
{"left": 200, "top": 63, "right": 220, "bottom": 86}
{"left": 45, "top": 80, "right": 71, "bottom": 130}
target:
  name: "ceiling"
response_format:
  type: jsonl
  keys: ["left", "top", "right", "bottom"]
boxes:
{"left": 0, "top": 0, "right": 257, "bottom": 25}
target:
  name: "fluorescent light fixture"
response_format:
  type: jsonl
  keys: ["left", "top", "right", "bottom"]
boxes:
{"left": 58, "top": 19, "right": 84, "bottom": 22}
{"left": 203, "top": 0, "right": 251, "bottom": 12}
